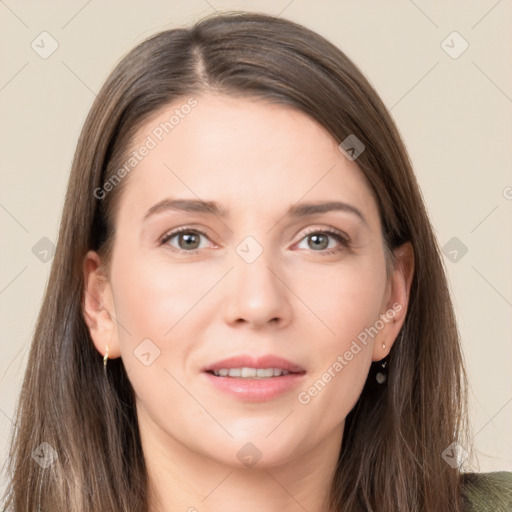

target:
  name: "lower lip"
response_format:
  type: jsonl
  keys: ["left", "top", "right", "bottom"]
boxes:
{"left": 202, "top": 372, "right": 306, "bottom": 402}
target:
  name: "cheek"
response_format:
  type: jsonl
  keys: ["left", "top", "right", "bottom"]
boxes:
{"left": 293, "top": 257, "right": 386, "bottom": 417}
{"left": 109, "top": 254, "right": 210, "bottom": 416}
{"left": 111, "top": 252, "right": 216, "bottom": 339}
{"left": 299, "top": 254, "right": 387, "bottom": 347}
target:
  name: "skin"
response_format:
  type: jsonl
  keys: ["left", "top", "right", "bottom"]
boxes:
{"left": 83, "top": 93, "right": 414, "bottom": 512}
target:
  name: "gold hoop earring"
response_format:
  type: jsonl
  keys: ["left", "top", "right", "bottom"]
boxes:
{"left": 103, "top": 346, "right": 109, "bottom": 374}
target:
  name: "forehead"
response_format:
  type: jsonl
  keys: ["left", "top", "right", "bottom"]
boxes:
{"left": 119, "top": 93, "right": 380, "bottom": 227}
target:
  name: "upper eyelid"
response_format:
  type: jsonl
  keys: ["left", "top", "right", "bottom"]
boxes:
{"left": 298, "top": 226, "right": 350, "bottom": 242}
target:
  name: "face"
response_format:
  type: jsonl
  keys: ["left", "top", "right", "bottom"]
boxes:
{"left": 84, "top": 92, "right": 412, "bottom": 471}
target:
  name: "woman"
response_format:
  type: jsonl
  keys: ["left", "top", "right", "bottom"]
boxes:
{"left": 2, "top": 11, "right": 511, "bottom": 512}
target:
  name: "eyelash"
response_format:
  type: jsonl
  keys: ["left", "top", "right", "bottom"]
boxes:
{"left": 160, "top": 226, "right": 350, "bottom": 256}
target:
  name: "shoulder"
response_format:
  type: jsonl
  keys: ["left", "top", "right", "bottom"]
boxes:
{"left": 461, "top": 471, "right": 512, "bottom": 512}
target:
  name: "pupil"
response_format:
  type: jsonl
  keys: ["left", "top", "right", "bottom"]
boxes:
{"left": 309, "top": 234, "right": 327, "bottom": 250}
{"left": 181, "top": 233, "right": 199, "bottom": 249}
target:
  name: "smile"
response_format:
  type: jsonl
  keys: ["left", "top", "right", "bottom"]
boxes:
{"left": 208, "top": 367, "right": 293, "bottom": 378}
{"left": 201, "top": 354, "right": 306, "bottom": 401}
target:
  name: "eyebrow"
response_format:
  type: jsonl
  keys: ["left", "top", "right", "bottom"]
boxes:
{"left": 143, "top": 198, "right": 367, "bottom": 225}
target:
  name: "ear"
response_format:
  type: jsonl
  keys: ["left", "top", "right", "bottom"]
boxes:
{"left": 83, "top": 250, "right": 121, "bottom": 360}
{"left": 372, "top": 241, "right": 415, "bottom": 361}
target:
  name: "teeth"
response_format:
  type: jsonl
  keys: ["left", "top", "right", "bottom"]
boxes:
{"left": 211, "top": 367, "right": 291, "bottom": 378}
{"left": 241, "top": 367, "right": 256, "bottom": 378}
{"left": 257, "top": 368, "right": 274, "bottom": 378}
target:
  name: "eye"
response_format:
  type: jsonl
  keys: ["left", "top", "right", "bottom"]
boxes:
{"left": 160, "top": 226, "right": 350, "bottom": 255}
{"left": 160, "top": 227, "right": 213, "bottom": 253}
{"left": 295, "top": 228, "right": 350, "bottom": 255}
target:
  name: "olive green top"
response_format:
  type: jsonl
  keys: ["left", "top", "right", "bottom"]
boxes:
{"left": 462, "top": 472, "right": 512, "bottom": 511}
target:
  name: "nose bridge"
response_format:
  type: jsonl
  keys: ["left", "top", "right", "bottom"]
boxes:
{"left": 223, "top": 232, "right": 291, "bottom": 328}
{"left": 233, "top": 233, "right": 280, "bottom": 299}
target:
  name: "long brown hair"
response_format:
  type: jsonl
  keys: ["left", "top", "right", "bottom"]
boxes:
{"left": 2, "top": 11, "right": 469, "bottom": 511}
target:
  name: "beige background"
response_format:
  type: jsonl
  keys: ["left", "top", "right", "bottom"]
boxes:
{"left": 1, "top": 0, "right": 511, "bottom": 491}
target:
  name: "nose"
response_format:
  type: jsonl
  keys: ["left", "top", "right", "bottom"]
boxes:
{"left": 223, "top": 248, "right": 292, "bottom": 330}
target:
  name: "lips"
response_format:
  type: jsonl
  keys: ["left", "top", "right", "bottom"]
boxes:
{"left": 202, "top": 354, "right": 306, "bottom": 375}
{"left": 201, "top": 354, "right": 306, "bottom": 402}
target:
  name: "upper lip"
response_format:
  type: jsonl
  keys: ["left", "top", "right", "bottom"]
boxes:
{"left": 202, "top": 354, "right": 306, "bottom": 374}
